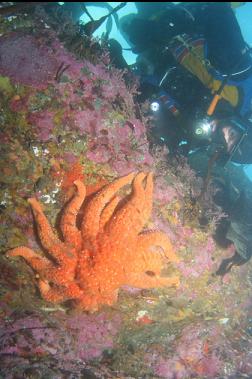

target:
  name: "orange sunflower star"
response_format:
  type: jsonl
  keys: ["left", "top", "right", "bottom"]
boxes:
{"left": 7, "top": 172, "right": 179, "bottom": 312}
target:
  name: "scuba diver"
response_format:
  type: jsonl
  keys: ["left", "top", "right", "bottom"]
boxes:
{"left": 122, "top": 2, "right": 252, "bottom": 161}
{"left": 119, "top": 2, "right": 252, "bottom": 275}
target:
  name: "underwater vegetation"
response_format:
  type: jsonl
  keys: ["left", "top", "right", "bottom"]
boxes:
{"left": 0, "top": 4, "right": 252, "bottom": 378}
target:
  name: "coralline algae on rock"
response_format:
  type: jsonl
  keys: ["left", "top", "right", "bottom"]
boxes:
{"left": 0, "top": 33, "right": 58, "bottom": 89}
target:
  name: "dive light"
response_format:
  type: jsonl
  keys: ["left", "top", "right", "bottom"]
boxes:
{"left": 150, "top": 101, "right": 161, "bottom": 112}
{"left": 193, "top": 117, "right": 213, "bottom": 140}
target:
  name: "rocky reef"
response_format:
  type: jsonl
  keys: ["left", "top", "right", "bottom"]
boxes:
{"left": 0, "top": 5, "right": 252, "bottom": 378}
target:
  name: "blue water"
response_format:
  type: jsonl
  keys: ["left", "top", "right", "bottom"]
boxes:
{"left": 80, "top": 2, "right": 138, "bottom": 65}
{"left": 236, "top": 2, "right": 252, "bottom": 47}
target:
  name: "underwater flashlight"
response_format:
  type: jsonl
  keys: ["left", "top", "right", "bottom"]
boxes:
{"left": 150, "top": 101, "right": 160, "bottom": 112}
{"left": 194, "top": 118, "right": 212, "bottom": 140}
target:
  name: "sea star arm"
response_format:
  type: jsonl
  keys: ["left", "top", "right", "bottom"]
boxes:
{"left": 28, "top": 198, "right": 77, "bottom": 266}
{"left": 125, "top": 231, "right": 178, "bottom": 276}
{"left": 129, "top": 248, "right": 165, "bottom": 276}
{"left": 99, "top": 195, "right": 121, "bottom": 231}
{"left": 105, "top": 172, "right": 149, "bottom": 241}
{"left": 7, "top": 247, "right": 77, "bottom": 287}
{"left": 60, "top": 180, "right": 86, "bottom": 250}
{"left": 137, "top": 231, "right": 179, "bottom": 264}
{"left": 7, "top": 247, "right": 52, "bottom": 271}
{"left": 39, "top": 280, "right": 83, "bottom": 303}
{"left": 81, "top": 172, "right": 135, "bottom": 243}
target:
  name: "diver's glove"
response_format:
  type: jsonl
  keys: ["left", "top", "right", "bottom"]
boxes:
{"left": 215, "top": 251, "right": 250, "bottom": 276}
